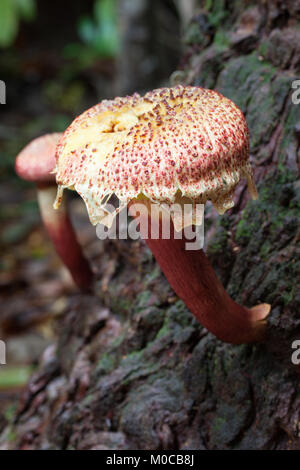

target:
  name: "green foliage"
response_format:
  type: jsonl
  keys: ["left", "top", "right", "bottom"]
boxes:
{"left": 183, "top": 22, "right": 206, "bottom": 46}
{"left": 205, "top": 0, "right": 227, "bottom": 27}
{"left": 81, "top": 0, "right": 119, "bottom": 56}
{"left": 0, "top": 0, "right": 36, "bottom": 47}
{"left": 0, "top": 365, "right": 33, "bottom": 388}
{"left": 64, "top": 0, "right": 119, "bottom": 65}
{"left": 213, "top": 30, "right": 230, "bottom": 49}
{"left": 43, "top": 80, "right": 85, "bottom": 113}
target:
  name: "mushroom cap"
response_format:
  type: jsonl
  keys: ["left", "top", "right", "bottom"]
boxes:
{"left": 54, "top": 86, "right": 257, "bottom": 228}
{"left": 15, "top": 133, "right": 62, "bottom": 185}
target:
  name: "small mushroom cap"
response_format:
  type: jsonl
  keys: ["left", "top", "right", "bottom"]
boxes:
{"left": 15, "top": 133, "right": 62, "bottom": 185}
{"left": 54, "top": 86, "right": 257, "bottom": 228}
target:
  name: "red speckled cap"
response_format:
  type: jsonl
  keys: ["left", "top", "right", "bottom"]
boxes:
{"left": 15, "top": 133, "right": 62, "bottom": 185}
{"left": 54, "top": 86, "right": 257, "bottom": 228}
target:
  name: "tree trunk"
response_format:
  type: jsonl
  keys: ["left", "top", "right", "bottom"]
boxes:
{"left": 1, "top": 0, "right": 300, "bottom": 450}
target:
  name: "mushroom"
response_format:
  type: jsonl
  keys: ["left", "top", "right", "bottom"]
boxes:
{"left": 54, "top": 86, "right": 270, "bottom": 344}
{"left": 15, "top": 133, "right": 93, "bottom": 291}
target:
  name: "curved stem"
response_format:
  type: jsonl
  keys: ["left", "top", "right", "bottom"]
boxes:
{"left": 129, "top": 200, "right": 270, "bottom": 344}
{"left": 37, "top": 185, "right": 93, "bottom": 292}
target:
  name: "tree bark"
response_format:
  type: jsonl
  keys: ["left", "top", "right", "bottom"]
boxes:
{"left": 1, "top": 0, "right": 300, "bottom": 450}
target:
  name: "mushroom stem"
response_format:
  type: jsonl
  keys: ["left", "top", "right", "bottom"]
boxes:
{"left": 130, "top": 200, "right": 270, "bottom": 344}
{"left": 37, "top": 184, "right": 93, "bottom": 292}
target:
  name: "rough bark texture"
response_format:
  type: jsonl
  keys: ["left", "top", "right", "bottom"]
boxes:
{"left": 1, "top": 0, "right": 300, "bottom": 450}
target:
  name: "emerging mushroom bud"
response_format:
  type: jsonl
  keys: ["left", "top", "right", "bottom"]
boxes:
{"left": 15, "top": 133, "right": 93, "bottom": 291}
{"left": 54, "top": 86, "right": 270, "bottom": 344}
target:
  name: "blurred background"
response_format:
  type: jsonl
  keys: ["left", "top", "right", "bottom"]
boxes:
{"left": 0, "top": 0, "right": 186, "bottom": 420}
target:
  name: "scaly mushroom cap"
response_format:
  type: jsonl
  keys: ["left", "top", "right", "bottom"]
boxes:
{"left": 54, "top": 86, "right": 257, "bottom": 229}
{"left": 16, "top": 133, "right": 62, "bottom": 185}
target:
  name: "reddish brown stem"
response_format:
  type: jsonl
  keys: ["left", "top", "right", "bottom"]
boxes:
{"left": 130, "top": 200, "right": 270, "bottom": 344}
{"left": 37, "top": 185, "right": 93, "bottom": 292}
